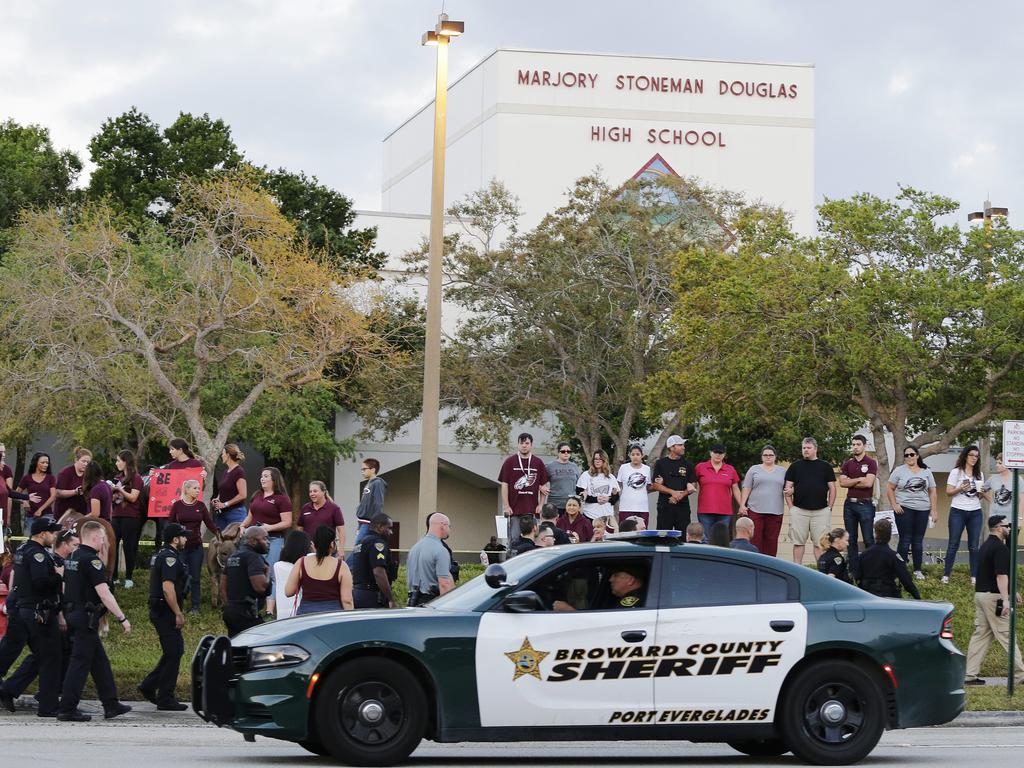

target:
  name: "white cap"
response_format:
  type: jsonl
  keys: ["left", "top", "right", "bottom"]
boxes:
{"left": 666, "top": 435, "right": 686, "bottom": 448}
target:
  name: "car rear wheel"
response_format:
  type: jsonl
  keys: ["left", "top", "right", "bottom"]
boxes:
{"left": 728, "top": 738, "right": 790, "bottom": 757}
{"left": 779, "top": 660, "right": 886, "bottom": 765}
{"left": 315, "top": 658, "right": 427, "bottom": 767}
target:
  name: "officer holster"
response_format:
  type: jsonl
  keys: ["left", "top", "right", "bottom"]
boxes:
{"left": 407, "top": 588, "right": 439, "bottom": 607}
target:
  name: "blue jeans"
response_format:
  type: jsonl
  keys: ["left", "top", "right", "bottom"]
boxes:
{"left": 843, "top": 498, "right": 875, "bottom": 577}
{"left": 894, "top": 506, "right": 929, "bottom": 572}
{"left": 944, "top": 507, "right": 983, "bottom": 578}
{"left": 267, "top": 535, "right": 284, "bottom": 590}
{"left": 214, "top": 504, "right": 247, "bottom": 531}
{"left": 698, "top": 513, "right": 729, "bottom": 544}
{"left": 184, "top": 546, "right": 205, "bottom": 611}
{"left": 345, "top": 522, "right": 370, "bottom": 568}
{"left": 295, "top": 599, "right": 342, "bottom": 616}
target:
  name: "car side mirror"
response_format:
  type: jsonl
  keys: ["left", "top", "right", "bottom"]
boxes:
{"left": 502, "top": 590, "right": 545, "bottom": 613}
{"left": 484, "top": 563, "right": 518, "bottom": 589}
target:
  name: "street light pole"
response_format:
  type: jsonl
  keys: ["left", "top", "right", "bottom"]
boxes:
{"left": 417, "top": 15, "right": 464, "bottom": 528}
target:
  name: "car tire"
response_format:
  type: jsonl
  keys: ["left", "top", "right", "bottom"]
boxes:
{"left": 728, "top": 738, "right": 790, "bottom": 757}
{"left": 298, "top": 738, "right": 330, "bottom": 757}
{"left": 779, "top": 660, "right": 886, "bottom": 765}
{"left": 315, "top": 658, "right": 427, "bottom": 767}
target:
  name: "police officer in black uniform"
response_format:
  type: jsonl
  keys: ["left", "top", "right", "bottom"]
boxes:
{"left": 817, "top": 527, "right": 853, "bottom": 584}
{"left": 0, "top": 518, "right": 64, "bottom": 716}
{"left": 221, "top": 526, "right": 271, "bottom": 636}
{"left": 597, "top": 565, "right": 646, "bottom": 609}
{"left": 59, "top": 520, "right": 132, "bottom": 722}
{"left": 858, "top": 519, "right": 920, "bottom": 599}
{"left": 351, "top": 514, "right": 397, "bottom": 609}
{"left": 138, "top": 523, "right": 190, "bottom": 711}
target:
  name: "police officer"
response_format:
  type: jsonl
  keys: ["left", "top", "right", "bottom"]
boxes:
{"left": 351, "top": 514, "right": 396, "bottom": 609}
{"left": 857, "top": 519, "right": 920, "bottom": 599}
{"left": 139, "top": 522, "right": 190, "bottom": 710}
{"left": 0, "top": 518, "right": 64, "bottom": 717}
{"left": 59, "top": 520, "right": 132, "bottom": 722}
{"left": 221, "top": 526, "right": 271, "bottom": 636}
{"left": 406, "top": 513, "right": 454, "bottom": 606}
{"left": 598, "top": 565, "right": 646, "bottom": 609}
{"left": 817, "top": 527, "right": 853, "bottom": 584}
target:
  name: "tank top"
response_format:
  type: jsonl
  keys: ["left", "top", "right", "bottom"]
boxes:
{"left": 298, "top": 556, "right": 342, "bottom": 604}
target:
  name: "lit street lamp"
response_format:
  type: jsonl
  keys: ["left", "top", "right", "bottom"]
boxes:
{"left": 417, "top": 14, "right": 464, "bottom": 527}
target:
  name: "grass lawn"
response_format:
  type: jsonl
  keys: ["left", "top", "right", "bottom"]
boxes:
{"left": 3, "top": 556, "right": 1023, "bottom": 710}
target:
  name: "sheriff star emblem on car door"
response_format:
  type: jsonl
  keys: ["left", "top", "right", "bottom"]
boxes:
{"left": 505, "top": 637, "right": 549, "bottom": 681}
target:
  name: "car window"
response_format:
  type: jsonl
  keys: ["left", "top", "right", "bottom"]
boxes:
{"left": 663, "top": 557, "right": 795, "bottom": 608}
{"left": 429, "top": 547, "right": 565, "bottom": 612}
{"left": 521, "top": 556, "right": 654, "bottom": 612}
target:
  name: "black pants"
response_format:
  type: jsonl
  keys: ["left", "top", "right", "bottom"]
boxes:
{"left": 112, "top": 517, "right": 141, "bottom": 580}
{"left": 353, "top": 587, "right": 384, "bottom": 609}
{"left": 656, "top": 504, "right": 690, "bottom": 532}
{"left": 141, "top": 609, "right": 183, "bottom": 704}
{"left": 1, "top": 609, "right": 62, "bottom": 713}
{"left": 152, "top": 518, "right": 167, "bottom": 550}
{"left": 0, "top": 608, "right": 29, "bottom": 678}
{"left": 223, "top": 604, "right": 262, "bottom": 637}
{"left": 59, "top": 611, "right": 118, "bottom": 713}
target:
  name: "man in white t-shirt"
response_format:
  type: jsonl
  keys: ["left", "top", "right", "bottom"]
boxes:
{"left": 616, "top": 445, "right": 653, "bottom": 528}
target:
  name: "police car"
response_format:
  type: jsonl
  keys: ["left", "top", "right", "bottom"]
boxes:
{"left": 192, "top": 530, "right": 965, "bottom": 766}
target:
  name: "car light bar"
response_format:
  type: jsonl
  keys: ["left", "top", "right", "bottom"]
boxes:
{"left": 605, "top": 530, "right": 683, "bottom": 542}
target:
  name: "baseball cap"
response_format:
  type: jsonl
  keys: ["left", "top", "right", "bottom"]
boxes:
{"left": 163, "top": 523, "right": 188, "bottom": 540}
{"left": 988, "top": 514, "right": 1010, "bottom": 529}
{"left": 666, "top": 435, "right": 686, "bottom": 448}
{"left": 30, "top": 517, "right": 63, "bottom": 535}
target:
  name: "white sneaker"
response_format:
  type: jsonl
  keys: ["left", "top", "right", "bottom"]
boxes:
{"left": 971, "top": 577, "right": 976, "bottom": 586}
{"left": 123, "top": 580, "right": 134, "bottom": 589}
{"left": 940, "top": 576, "right": 949, "bottom": 585}
{"left": 914, "top": 571, "right": 925, "bottom": 581}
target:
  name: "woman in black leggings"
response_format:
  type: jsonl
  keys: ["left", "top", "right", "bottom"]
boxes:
{"left": 111, "top": 450, "right": 143, "bottom": 588}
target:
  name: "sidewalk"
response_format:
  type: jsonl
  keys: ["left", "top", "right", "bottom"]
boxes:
{"left": 1, "top": 695, "right": 197, "bottom": 725}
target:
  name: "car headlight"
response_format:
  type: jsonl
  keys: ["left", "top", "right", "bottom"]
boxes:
{"left": 248, "top": 644, "right": 310, "bottom": 670}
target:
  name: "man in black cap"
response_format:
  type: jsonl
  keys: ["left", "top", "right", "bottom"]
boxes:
{"left": 139, "top": 522, "right": 190, "bottom": 710}
{"left": 221, "top": 526, "right": 271, "bottom": 636}
{"left": 965, "top": 514, "right": 1024, "bottom": 685}
{"left": 351, "top": 514, "right": 397, "bottom": 609}
{"left": 59, "top": 520, "right": 132, "bottom": 722}
{"left": 0, "top": 517, "right": 64, "bottom": 716}
{"left": 597, "top": 565, "right": 646, "bottom": 609}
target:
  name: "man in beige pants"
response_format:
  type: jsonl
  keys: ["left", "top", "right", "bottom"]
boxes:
{"left": 965, "top": 514, "right": 1024, "bottom": 685}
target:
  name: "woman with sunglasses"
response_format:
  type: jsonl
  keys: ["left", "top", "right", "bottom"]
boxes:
{"left": 576, "top": 450, "right": 620, "bottom": 533}
{"left": 545, "top": 443, "right": 582, "bottom": 517}
{"left": 885, "top": 445, "right": 937, "bottom": 581}
{"left": 739, "top": 445, "right": 787, "bottom": 556}
{"left": 943, "top": 444, "right": 991, "bottom": 585}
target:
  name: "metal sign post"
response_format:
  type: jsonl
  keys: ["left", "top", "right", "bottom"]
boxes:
{"left": 1001, "top": 420, "right": 1024, "bottom": 696}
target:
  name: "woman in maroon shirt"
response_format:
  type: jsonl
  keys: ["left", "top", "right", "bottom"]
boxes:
{"left": 170, "top": 478, "right": 220, "bottom": 614}
{"left": 16, "top": 452, "right": 57, "bottom": 519}
{"left": 53, "top": 447, "right": 92, "bottom": 519}
{"left": 151, "top": 438, "right": 207, "bottom": 548}
{"left": 284, "top": 525, "right": 353, "bottom": 614}
{"left": 112, "top": 450, "right": 144, "bottom": 589}
{"left": 241, "top": 466, "right": 292, "bottom": 615}
{"left": 298, "top": 481, "right": 345, "bottom": 550}
{"left": 212, "top": 443, "right": 247, "bottom": 530}
{"left": 84, "top": 461, "right": 112, "bottom": 521}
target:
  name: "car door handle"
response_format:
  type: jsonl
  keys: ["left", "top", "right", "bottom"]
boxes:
{"left": 621, "top": 630, "right": 647, "bottom": 643}
{"left": 770, "top": 620, "right": 795, "bottom": 632}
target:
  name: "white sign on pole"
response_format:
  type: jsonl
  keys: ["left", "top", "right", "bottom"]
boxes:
{"left": 1003, "top": 420, "right": 1024, "bottom": 468}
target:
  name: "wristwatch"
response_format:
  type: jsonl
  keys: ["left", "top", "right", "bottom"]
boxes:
{"left": 117, "top": 616, "right": 127, "bottom": 623}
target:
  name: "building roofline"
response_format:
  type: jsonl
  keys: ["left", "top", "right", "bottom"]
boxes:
{"left": 383, "top": 47, "right": 814, "bottom": 141}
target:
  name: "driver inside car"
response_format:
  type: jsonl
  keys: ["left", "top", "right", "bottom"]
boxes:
{"left": 554, "top": 564, "right": 645, "bottom": 611}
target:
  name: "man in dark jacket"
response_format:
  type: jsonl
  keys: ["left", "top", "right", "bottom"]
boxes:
{"left": 858, "top": 519, "right": 920, "bottom": 599}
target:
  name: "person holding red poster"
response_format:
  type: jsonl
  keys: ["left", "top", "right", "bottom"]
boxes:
{"left": 240, "top": 467, "right": 292, "bottom": 615}
{"left": 149, "top": 438, "right": 207, "bottom": 548}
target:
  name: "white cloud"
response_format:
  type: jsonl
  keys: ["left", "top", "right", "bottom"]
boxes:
{"left": 888, "top": 73, "right": 912, "bottom": 95}
{"left": 952, "top": 141, "right": 996, "bottom": 171}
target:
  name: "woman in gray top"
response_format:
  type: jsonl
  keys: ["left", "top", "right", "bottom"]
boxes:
{"left": 885, "top": 444, "right": 937, "bottom": 580}
{"left": 739, "top": 445, "right": 787, "bottom": 557}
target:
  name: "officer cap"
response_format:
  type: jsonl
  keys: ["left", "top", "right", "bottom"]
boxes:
{"left": 611, "top": 563, "right": 645, "bottom": 582}
{"left": 30, "top": 517, "right": 62, "bottom": 535}
{"left": 163, "top": 523, "right": 188, "bottom": 540}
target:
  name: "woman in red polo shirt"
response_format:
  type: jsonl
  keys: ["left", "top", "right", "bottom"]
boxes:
{"left": 298, "top": 481, "right": 345, "bottom": 550}
{"left": 694, "top": 444, "right": 742, "bottom": 544}
{"left": 240, "top": 467, "right": 293, "bottom": 614}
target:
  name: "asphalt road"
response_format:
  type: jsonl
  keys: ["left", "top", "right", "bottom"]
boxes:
{"left": 1, "top": 717, "right": 1022, "bottom": 766}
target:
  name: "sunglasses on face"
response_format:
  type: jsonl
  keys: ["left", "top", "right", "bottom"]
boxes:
{"left": 559, "top": 449, "right": 571, "bottom": 454}
{"left": 904, "top": 453, "right": 917, "bottom": 457}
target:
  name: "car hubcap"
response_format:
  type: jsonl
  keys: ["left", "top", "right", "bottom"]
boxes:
{"left": 803, "top": 683, "right": 864, "bottom": 745}
{"left": 338, "top": 682, "right": 404, "bottom": 745}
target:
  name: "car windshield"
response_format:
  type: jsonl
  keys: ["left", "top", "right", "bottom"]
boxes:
{"left": 429, "top": 547, "right": 565, "bottom": 612}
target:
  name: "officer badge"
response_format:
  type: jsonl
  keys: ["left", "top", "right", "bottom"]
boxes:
{"left": 504, "top": 637, "right": 549, "bottom": 681}
{"left": 166, "top": 556, "right": 177, "bottom": 567}
{"left": 375, "top": 542, "right": 385, "bottom": 551}
{"left": 834, "top": 557, "right": 843, "bottom": 565}
{"left": 620, "top": 596, "right": 640, "bottom": 607}
{"left": 91, "top": 559, "right": 104, "bottom": 571}
{"left": 34, "top": 552, "right": 46, "bottom": 563}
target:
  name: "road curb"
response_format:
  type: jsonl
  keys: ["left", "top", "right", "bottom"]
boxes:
{"left": 936, "top": 711, "right": 1024, "bottom": 728}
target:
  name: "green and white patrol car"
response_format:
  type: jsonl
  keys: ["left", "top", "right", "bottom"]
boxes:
{"left": 192, "top": 530, "right": 965, "bottom": 766}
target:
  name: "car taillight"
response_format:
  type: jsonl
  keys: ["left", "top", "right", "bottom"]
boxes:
{"left": 941, "top": 613, "right": 955, "bottom": 640}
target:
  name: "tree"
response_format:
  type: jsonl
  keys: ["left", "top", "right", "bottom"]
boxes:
{"left": 0, "top": 119, "right": 81, "bottom": 251}
{"left": 422, "top": 175, "right": 748, "bottom": 465}
{"left": 660, "top": 188, "right": 1024, "bottom": 488}
{"left": 0, "top": 173, "right": 398, "bottom": 500}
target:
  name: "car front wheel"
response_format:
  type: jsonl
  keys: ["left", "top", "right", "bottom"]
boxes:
{"left": 315, "top": 658, "right": 428, "bottom": 767}
{"left": 779, "top": 660, "right": 886, "bottom": 765}
{"left": 728, "top": 737, "right": 790, "bottom": 757}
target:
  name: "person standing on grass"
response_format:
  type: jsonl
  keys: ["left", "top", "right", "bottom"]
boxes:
{"left": 53, "top": 447, "right": 91, "bottom": 519}
{"left": 298, "top": 481, "right": 345, "bottom": 550}
{"left": 111, "top": 450, "right": 143, "bottom": 589}
{"left": 285, "top": 525, "right": 353, "bottom": 615}
{"left": 211, "top": 444, "right": 248, "bottom": 530}
{"left": 169, "top": 478, "right": 220, "bottom": 615}
{"left": 498, "top": 433, "right": 549, "bottom": 541}
{"left": 651, "top": 436, "right": 695, "bottom": 531}
{"left": 739, "top": 445, "right": 787, "bottom": 556}
{"left": 886, "top": 445, "right": 937, "bottom": 582}
{"left": 138, "top": 522, "right": 189, "bottom": 711}
{"left": 16, "top": 452, "right": 56, "bottom": 520}
{"left": 546, "top": 443, "right": 582, "bottom": 517}
{"left": 616, "top": 445, "right": 653, "bottom": 529}
{"left": 348, "top": 458, "right": 387, "bottom": 565}
{"left": 857, "top": 520, "right": 920, "bottom": 600}
{"left": 784, "top": 437, "right": 836, "bottom": 564}
{"left": 838, "top": 435, "right": 878, "bottom": 580}
{"left": 943, "top": 445, "right": 990, "bottom": 585}
{"left": 694, "top": 444, "right": 742, "bottom": 544}
{"left": 964, "top": 514, "right": 1024, "bottom": 686}
{"left": 576, "top": 450, "right": 620, "bottom": 533}
{"left": 240, "top": 467, "right": 292, "bottom": 615}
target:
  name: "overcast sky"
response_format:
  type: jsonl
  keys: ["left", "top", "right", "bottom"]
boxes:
{"left": 2, "top": 0, "right": 1020, "bottom": 224}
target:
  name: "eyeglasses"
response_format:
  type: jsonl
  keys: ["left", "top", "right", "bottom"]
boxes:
{"left": 903, "top": 453, "right": 917, "bottom": 458}
{"left": 558, "top": 449, "right": 571, "bottom": 454}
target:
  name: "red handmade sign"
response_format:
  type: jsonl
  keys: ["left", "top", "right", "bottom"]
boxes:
{"left": 147, "top": 467, "right": 205, "bottom": 519}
